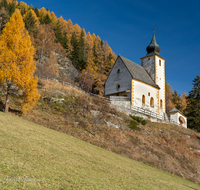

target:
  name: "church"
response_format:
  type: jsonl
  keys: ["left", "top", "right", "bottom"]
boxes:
{"left": 104, "top": 30, "right": 166, "bottom": 116}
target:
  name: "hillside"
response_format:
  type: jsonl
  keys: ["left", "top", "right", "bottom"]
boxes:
{"left": 0, "top": 112, "right": 200, "bottom": 189}
{"left": 2, "top": 79, "right": 199, "bottom": 186}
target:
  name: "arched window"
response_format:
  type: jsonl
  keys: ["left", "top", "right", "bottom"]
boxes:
{"left": 159, "top": 59, "right": 161, "bottom": 66}
{"left": 160, "top": 99, "right": 163, "bottom": 108}
{"left": 150, "top": 97, "right": 154, "bottom": 108}
{"left": 116, "top": 84, "right": 120, "bottom": 90}
{"left": 142, "top": 95, "right": 145, "bottom": 106}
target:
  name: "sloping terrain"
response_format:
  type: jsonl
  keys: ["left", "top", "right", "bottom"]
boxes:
{"left": 0, "top": 112, "right": 200, "bottom": 189}
{"left": 1, "top": 79, "right": 200, "bottom": 186}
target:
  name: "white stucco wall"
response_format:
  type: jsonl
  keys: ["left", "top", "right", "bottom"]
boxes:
{"left": 105, "top": 57, "right": 132, "bottom": 97}
{"left": 132, "top": 79, "right": 160, "bottom": 114}
{"left": 170, "top": 112, "right": 187, "bottom": 128}
{"left": 155, "top": 56, "right": 166, "bottom": 112}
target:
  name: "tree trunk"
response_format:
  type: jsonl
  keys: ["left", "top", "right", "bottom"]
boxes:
{"left": 5, "top": 85, "right": 10, "bottom": 113}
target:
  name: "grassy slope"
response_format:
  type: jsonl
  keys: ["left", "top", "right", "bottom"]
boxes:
{"left": 0, "top": 112, "right": 200, "bottom": 190}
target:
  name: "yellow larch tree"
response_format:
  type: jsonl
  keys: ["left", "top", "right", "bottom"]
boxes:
{"left": 50, "top": 11, "right": 57, "bottom": 27}
{"left": 73, "top": 23, "right": 81, "bottom": 38}
{"left": 66, "top": 19, "right": 73, "bottom": 36}
{"left": 181, "top": 92, "right": 188, "bottom": 112}
{"left": 0, "top": 9, "right": 39, "bottom": 113}
{"left": 165, "top": 82, "right": 175, "bottom": 116}
{"left": 16, "top": 1, "right": 29, "bottom": 14}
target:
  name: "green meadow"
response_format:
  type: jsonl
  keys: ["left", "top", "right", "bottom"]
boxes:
{"left": 0, "top": 112, "right": 199, "bottom": 190}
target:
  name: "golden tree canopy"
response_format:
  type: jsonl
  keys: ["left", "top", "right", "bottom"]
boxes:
{"left": 0, "top": 9, "right": 39, "bottom": 113}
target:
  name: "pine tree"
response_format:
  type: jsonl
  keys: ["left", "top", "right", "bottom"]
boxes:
{"left": 70, "top": 31, "right": 79, "bottom": 69}
{"left": 17, "top": 2, "right": 28, "bottom": 16}
{"left": 29, "top": 4, "right": 34, "bottom": 10}
{"left": 40, "top": 13, "right": 51, "bottom": 24}
{"left": 34, "top": 7, "right": 39, "bottom": 17}
{"left": 185, "top": 75, "right": 200, "bottom": 131}
{"left": 78, "top": 29, "right": 86, "bottom": 70}
{"left": 23, "top": 10, "right": 40, "bottom": 36}
{"left": 7, "top": 1, "right": 15, "bottom": 16}
{"left": 0, "top": 0, "right": 8, "bottom": 11}
{"left": 55, "top": 20, "right": 64, "bottom": 44}
{"left": 0, "top": 9, "right": 39, "bottom": 113}
{"left": 62, "top": 32, "right": 68, "bottom": 51}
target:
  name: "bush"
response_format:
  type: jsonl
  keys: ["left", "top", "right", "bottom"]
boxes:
{"left": 129, "top": 120, "right": 140, "bottom": 130}
{"left": 141, "top": 120, "right": 147, "bottom": 125}
{"left": 129, "top": 114, "right": 147, "bottom": 125}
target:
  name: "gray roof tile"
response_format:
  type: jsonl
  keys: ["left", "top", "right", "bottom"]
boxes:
{"left": 119, "top": 55, "right": 159, "bottom": 89}
{"left": 169, "top": 108, "right": 186, "bottom": 117}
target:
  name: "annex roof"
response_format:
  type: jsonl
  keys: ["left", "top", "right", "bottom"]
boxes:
{"left": 169, "top": 108, "right": 186, "bottom": 117}
{"left": 119, "top": 55, "right": 159, "bottom": 89}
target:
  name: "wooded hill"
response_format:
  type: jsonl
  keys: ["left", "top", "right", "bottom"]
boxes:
{"left": 0, "top": 0, "right": 116, "bottom": 95}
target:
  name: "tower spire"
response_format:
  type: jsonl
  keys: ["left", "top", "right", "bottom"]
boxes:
{"left": 146, "top": 28, "right": 161, "bottom": 55}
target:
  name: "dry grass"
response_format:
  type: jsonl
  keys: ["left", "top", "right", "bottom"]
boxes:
{"left": 1, "top": 112, "right": 200, "bottom": 189}
{"left": 5, "top": 79, "right": 200, "bottom": 185}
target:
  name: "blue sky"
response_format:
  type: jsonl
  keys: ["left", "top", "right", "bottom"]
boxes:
{"left": 23, "top": 0, "right": 200, "bottom": 95}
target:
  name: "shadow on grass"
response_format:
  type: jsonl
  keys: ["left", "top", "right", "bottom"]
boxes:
{"left": 0, "top": 100, "right": 4, "bottom": 112}
{"left": 0, "top": 100, "right": 22, "bottom": 115}
{"left": 9, "top": 107, "right": 23, "bottom": 115}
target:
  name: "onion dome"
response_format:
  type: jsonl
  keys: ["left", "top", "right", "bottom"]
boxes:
{"left": 146, "top": 28, "right": 160, "bottom": 55}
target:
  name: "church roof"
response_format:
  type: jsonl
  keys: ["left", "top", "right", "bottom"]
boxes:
{"left": 119, "top": 55, "right": 159, "bottom": 89}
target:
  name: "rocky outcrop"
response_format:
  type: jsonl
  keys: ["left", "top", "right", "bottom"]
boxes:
{"left": 56, "top": 53, "right": 79, "bottom": 81}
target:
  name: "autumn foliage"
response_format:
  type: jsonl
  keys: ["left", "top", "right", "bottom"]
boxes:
{"left": 0, "top": 1, "right": 117, "bottom": 97}
{"left": 0, "top": 9, "right": 39, "bottom": 113}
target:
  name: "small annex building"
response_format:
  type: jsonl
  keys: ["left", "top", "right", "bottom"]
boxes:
{"left": 105, "top": 29, "right": 166, "bottom": 116}
{"left": 169, "top": 108, "right": 187, "bottom": 128}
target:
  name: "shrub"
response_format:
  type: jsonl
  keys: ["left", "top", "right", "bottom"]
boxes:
{"left": 129, "top": 114, "right": 147, "bottom": 125}
{"left": 141, "top": 120, "right": 147, "bottom": 125}
{"left": 129, "top": 120, "right": 140, "bottom": 130}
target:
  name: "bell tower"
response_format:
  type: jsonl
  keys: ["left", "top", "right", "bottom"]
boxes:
{"left": 140, "top": 29, "right": 166, "bottom": 113}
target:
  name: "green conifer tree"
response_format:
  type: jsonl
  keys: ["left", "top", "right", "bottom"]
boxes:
{"left": 24, "top": 11, "right": 38, "bottom": 36}
{"left": 78, "top": 29, "right": 86, "bottom": 70}
{"left": 7, "top": 1, "right": 15, "bottom": 16}
{"left": 34, "top": 7, "right": 39, "bottom": 17}
{"left": 29, "top": 4, "right": 34, "bottom": 10}
{"left": 0, "top": 0, "right": 8, "bottom": 10}
{"left": 70, "top": 32, "right": 80, "bottom": 69}
{"left": 55, "top": 20, "right": 64, "bottom": 44}
{"left": 185, "top": 75, "right": 200, "bottom": 131}
{"left": 62, "top": 32, "right": 68, "bottom": 51}
{"left": 41, "top": 14, "right": 51, "bottom": 24}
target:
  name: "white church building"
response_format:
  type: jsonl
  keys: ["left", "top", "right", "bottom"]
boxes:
{"left": 105, "top": 30, "right": 166, "bottom": 117}
{"left": 105, "top": 30, "right": 187, "bottom": 127}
